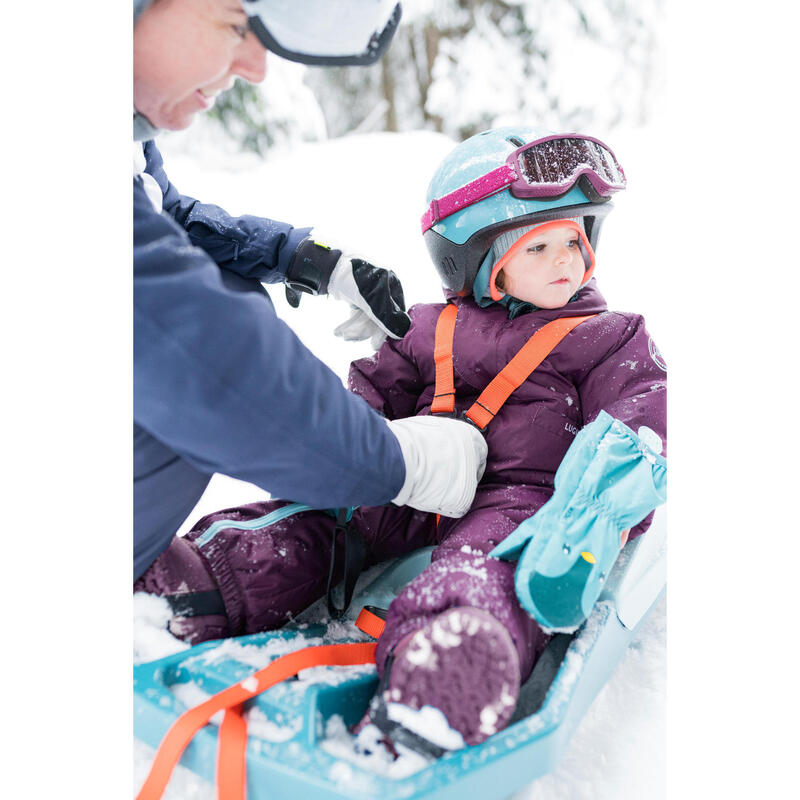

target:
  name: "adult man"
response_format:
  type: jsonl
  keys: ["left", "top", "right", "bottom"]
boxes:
{"left": 133, "top": 0, "right": 487, "bottom": 580}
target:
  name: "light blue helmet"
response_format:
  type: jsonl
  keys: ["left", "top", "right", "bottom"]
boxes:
{"left": 423, "top": 126, "right": 619, "bottom": 294}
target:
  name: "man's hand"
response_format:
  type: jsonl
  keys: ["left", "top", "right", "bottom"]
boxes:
{"left": 284, "top": 237, "right": 411, "bottom": 348}
{"left": 328, "top": 256, "right": 410, "bottom": 346}
{"left": 387, "top": 416, "right": 488, "bottom": 518}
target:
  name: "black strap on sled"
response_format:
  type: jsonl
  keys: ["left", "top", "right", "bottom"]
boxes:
{"left": 368, "top": 652, "right": 449, "bottom": 760}
{"left": 166, "top": 590, "right": 227, "bottom": 619}
{"left": 326, "top": 508, "right": 368, "bottom": 619}
{"left": 507, "top": 633, "right": 574, "bottom": 725}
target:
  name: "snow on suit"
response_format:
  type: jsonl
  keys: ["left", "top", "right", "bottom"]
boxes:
{"left": 137, "top": 278, "right": 666, "bottom": 686}
{"left": 133, "top": 140, "right": 405, "bottom": 580}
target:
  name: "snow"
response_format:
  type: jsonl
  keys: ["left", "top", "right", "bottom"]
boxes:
{"left": 133, "top": 593, "right": 191, "bottom": 665}
{"left": 637, "top": 426, "right": 663, "bottom": 456}
{"left": 323, "top": 717, "right": 431, "bottom": 780}
{"left": 387, "top": 703, "right": 467, "bottom": 751}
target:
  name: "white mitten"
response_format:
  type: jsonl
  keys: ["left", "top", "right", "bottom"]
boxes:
{"left": 387, "top": 416, "right": 488, "bottom": 518}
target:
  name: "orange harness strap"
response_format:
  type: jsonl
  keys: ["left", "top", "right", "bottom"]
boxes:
{"left": 465, "top": 314, "right": 596, "bottom": 430}
{"left": 431, "top": 304, "right": 596, "bottom": 430}
{"left": 137, "top": 610, "right": 386, "bottom": 800}
{"left": 430, "top": 302, "right": 459, "bottom": 415}
{"left": 355, "top": 606, "right": 388, "bottom": 639}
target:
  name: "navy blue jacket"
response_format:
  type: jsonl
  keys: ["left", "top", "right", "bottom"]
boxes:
{"left": 134, "top": 141, "right": 405, "bottom": 579}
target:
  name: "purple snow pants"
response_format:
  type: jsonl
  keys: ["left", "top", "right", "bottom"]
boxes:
{"left": 135, "top": 490, "right": 553, "bottom": 681}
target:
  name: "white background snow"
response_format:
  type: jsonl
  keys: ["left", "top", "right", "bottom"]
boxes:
{"left": 3, "top": 3, "right": 798, "bottom": 800}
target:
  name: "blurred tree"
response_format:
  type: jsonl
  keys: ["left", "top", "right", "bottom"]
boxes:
{"left": 207, "top": 80, "right": 272, "bottom": 155}
{"left": 203, "top": 0, "right": 663, "bottom": 152}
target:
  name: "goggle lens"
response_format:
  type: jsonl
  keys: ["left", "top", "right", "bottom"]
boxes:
{"left": 516, "top": 137, "right": 625, "bottom": 194}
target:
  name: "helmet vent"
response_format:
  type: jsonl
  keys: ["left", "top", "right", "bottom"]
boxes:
{"left": 441, "top": 256, "right": 458, "bottom": 277}
{"left": 506, "top": 136, "right": 526, "bottom": 148}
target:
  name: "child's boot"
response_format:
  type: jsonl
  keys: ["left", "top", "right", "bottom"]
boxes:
{"left": 134, "top": 536, "right": 229, "bottom": 644}
{"left": 372, "top": 606, "right": 520, "bottom": 752}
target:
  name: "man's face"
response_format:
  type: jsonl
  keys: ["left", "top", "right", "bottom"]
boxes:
{"left": 134, "top": 0, "right": 267, "bottom": 130}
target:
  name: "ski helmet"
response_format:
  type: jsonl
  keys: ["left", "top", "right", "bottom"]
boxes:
{"left": 421, "top": 126, "right": 626, "bottom": 294}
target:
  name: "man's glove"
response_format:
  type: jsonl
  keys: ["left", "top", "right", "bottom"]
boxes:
{"left": 284, "top": 237, "right": 411, "bottom": 347}
{"left": 387, "top": 416, "right": 488, "bottom": 518}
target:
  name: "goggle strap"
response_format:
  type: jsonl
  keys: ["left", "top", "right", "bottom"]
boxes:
{"left": 421, "top": 165, "right": 516, "bottom": 233}
{"left": 421, "top": 135, "right": 624, "bottom": 234}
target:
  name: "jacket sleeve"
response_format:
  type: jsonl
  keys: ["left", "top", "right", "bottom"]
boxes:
{"left": 576, "top": 312, "right": 667, "bottom": 539}
{"left": 134, "top": 178, "right": 406, "bottom": 508}
{"left": 348, "top": 305, "right": 428, "bottom": 419}
{"left": 143, "top": 140, "right": 309, "bottom": 283}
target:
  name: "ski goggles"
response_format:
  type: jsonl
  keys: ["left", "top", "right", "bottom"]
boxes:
{"left": 242, "top": 0, "right": 402, "bottom": 66}
{"left": 421, "top": 135, "right": 626, "bottom": 233}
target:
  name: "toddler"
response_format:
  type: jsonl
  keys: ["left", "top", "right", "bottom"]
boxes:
{"left": 135, "top": 126, "right": 667, "bottom": 751}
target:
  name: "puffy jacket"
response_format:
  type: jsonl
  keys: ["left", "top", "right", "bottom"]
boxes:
{"left": 133, "top": 141, "right": 405, "bottom": 579}
{"left": 349, "top": 281, "right": 667, "bottom": 540}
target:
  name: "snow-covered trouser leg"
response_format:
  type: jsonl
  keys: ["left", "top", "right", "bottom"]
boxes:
{"left": 369, "top": 504, "right": 554, "bottom": 747}
{"left": 135, "top": 501, "right": 438, "bottom": 644}
{"left": 134, "top": 534, "right": 229, "bottom": 644}
{"left": 375, "top": 505, "right": 552, "bottom": 684}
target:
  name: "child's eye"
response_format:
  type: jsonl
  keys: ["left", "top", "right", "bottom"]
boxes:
{"left": 567, "top": 238, "right": 579, "bottom": 247}
{"left": 528, "top": 243, "right": 545, "bottom": 253}
{"left": 232, "top": 24, "right": 248, "bottom": 39}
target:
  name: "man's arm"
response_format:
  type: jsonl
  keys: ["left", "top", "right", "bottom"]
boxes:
{"left": 134, "top": 177, "right": 407, "bottom": 509}
{"left": 144, "top": 140, "right": 309, "bottom": 283}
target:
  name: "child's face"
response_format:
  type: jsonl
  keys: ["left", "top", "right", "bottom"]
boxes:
{"left": 497, "top": 225, "right": 586, "bottom": 309}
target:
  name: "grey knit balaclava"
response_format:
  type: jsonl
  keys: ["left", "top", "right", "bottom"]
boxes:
{"left": 489, "top": 218, "right": 585, "bottom": 270}
{"left": 133, "top": 0, "right": 161, "bottom": 141}
{"left": 472, "top": 217, "right": 589, "bottom": 317}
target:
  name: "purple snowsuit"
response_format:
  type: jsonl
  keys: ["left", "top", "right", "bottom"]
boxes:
{"left": 136, "top": 278, "right": 666, "bottom": 684}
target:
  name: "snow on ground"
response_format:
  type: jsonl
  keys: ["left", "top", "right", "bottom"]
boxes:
{"left": 134, "top": 128, "right": 667, "bottom": 798}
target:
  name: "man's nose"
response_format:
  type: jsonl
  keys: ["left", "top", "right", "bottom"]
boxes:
{"left": 232, "top": 32, "right": 268, "bottom": 84}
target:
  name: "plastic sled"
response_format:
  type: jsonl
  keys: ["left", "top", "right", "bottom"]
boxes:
{"left": 134, "top": 508, "right": 666, "bottom": 799}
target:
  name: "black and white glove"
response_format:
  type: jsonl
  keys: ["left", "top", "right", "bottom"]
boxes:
{"left": 284, "top": 237, "right": 410, "bottom": 348}
{"left": 387, "top": 416, "right": 488, "bottom": 518}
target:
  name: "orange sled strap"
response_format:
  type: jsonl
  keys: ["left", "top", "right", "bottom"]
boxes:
{"left": 137, "top": 609, "right": 387, "bottom": 800}
{"left": 431, "top": 304, "right": 596, "bottom": 430}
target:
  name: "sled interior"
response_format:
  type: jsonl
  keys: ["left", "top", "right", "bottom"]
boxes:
{"left": 134, "top": 509, "right": 665, "bottom": 799}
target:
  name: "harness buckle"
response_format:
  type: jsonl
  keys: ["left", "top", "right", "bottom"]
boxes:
{"left": 460, "top": 409, "right": 490, "bottom": 435}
